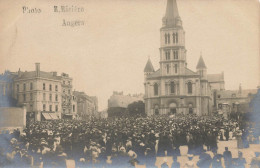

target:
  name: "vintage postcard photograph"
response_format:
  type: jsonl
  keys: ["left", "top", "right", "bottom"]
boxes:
{"left": 0, "top": 0, "right": 259, "bottom": 167}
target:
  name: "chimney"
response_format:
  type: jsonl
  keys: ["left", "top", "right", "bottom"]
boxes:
{"left": 35, "top": 63, "right": 40, "bottom": 77}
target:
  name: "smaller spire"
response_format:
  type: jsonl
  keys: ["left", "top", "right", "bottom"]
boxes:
{"left": 196, "top": 55, "right": 207, "bottom": 69}
{"left": 144, "top": 58, "right": 155, "bottom": 73}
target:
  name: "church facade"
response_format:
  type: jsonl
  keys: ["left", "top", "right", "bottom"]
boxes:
{"left": 144, "top": 0, "right": 224, "bottom": 116}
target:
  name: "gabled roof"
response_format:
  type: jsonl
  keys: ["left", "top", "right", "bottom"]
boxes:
{"left": 196, "top": 56, "right": 207, "bottom": 69}
{"left": 207, "top": 73, "right": 224, "bottom": 83}
{"left": 144, "top": 58, "right": 155, "bottom": 73}
{"left": 147, "top": 69, "right": 160, "bottom": 78}
{"left": 217, "top": 89, "right": 257, "bottom": 99}
{"left": 185, "top": 68, "right": 197, "bottom": 75}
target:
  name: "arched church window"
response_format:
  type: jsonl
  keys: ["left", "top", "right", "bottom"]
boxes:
{"left": 170, "top": 82, "right": 175, "bottom": 94}
{"left": 188, "top": 82, "right": 192, "bottom": 94}
{"left": 165, "top": 33, "right": 167, "bottom": 44}
{"left": 167, "top": 33, "right": 170, "bottom": 44}
{"left": 165, "top": 51, "right": 170, "bottom": 60}
{"left": 172, "top": 33, "right": 176, "bottom": 43}
{"left": 166, "top": 64, "right": 170, "bottom": 74}
{"left": 154, "top": 83, "right": 159, "bottom": 96}
{"left": 174, "top": 50, "right": 178, "bottom": 59}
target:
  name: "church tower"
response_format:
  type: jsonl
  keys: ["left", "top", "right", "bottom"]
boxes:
{"left": 144, "top": 0, "right": 216, "bottom": 116}
{"left": 160, "top": 0, "right": 186, "bottom": 76}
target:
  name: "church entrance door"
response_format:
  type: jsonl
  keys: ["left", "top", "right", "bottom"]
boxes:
{"left": 155, "top": 109, "right": 159, "bottom": 115}
{"left": 189, "top": 108, "right": 193, "bottom": 114}
{"left": 170, "top": 108, "right": 176, "bottom": 114}
{"left": 154, "top": 105, "right": 159, "bottom": 115}
{"left": 169, "top": 102, "right": 177, "bottom": 115}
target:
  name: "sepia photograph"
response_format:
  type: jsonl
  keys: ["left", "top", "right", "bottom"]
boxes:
{"left": 0, "top": 0, "right": 259, "bottom": 167}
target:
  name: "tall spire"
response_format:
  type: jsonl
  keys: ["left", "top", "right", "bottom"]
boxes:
{"left": 163, "top": 0, "right": 181, "bottom": 27}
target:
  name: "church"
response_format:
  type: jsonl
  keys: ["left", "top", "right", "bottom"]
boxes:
{"left": 144, "top": 0, "right": 224, "bottom": 116}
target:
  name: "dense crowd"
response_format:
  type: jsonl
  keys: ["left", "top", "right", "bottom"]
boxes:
{"left": 0, "top": 114, "right": 259, "bottom": 168}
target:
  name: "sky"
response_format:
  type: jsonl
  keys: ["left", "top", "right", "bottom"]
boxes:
{"left": 0, "top": 0, "right": 259, "bottom": 110}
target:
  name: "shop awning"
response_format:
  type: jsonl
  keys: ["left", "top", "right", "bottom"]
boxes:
{"left": 49, "top": 113, "right": 58, "bottom": 120}
{"left": 42, "top": 113, "right": 52, "bottom": 120}
{"left": 42, "top": 113, "right": 59, "bottom": 120}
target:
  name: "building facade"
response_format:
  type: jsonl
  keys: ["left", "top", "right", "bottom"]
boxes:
{"left": 216, "top": 84, "right": 257, "bottom": 116}
{"left": 108, "top": 91, "right": 144, "bottom": 108}
{"left": 13, "top": 63, "right": 63, "bottom": 121}
{"left": 144, "top": 0, "right": 224, "bottom": 116}
{"left": 74, "top": 91, "right": 98, "bottom": 119}
{"left": 7, "top": 63, "right": 80, "bottom": 121}
{"left": 0, "top": 71, "right": 18, "bottom": 107}
{"left": 60, "top": 73, "right": 77, "bottom": 119}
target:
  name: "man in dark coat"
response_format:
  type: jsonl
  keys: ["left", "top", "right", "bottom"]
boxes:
{"left": 223, "top": 147, "right": 232, "bottom": 168}
{"left": 224, "top": 128, "right": 230, "bottom": 141}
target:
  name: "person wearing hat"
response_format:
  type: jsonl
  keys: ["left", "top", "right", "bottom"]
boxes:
{"left": 223, "top": 147, "right": 232, "bottom": 168}
{"left": 171, "top": 156, "right": 180, "bottom": 168}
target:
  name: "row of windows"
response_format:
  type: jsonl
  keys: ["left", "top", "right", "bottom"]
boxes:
{"left": 61, "top": 105, "right": 76, "bottom": 113}
{"left": 18, "top": 93, "right": 59, "bottom": 102}
{"left": 43, "top": 104, "right": 59, "bottom": 112}
{"left": 164, "top": 33, "right": 179, "bottom": 44}
{"left": 16, "top": 83, "right": 33, "bottom": 91}
{"left": 166, "top": 64, "right": 178, "bottom": 74}
{"left": 153, "top": 82, "right": 192, "bottom": 96}
{"left": 19, "top": 93, "right": 34, "bottom": 101}
{"left": 43, "top": 83, "right": 58, "bottom": 91}
{"left": 165, "top": 50, "right": 179, "bottom": 60}
{"left": 63, "top": 80, "right": 71, "bottom": 85}
{"left": 16, "top": 83, "right": 59, "bottom": 92}
{"left": 43, "top": 93, "right": 59, "bottom": 101}
{"left": 63, "top": 89, "right": 71, "bottom": 94}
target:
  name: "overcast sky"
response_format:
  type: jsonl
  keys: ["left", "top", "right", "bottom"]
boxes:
{"left": 0, "top": 0, "right": 259, "bottom": 110}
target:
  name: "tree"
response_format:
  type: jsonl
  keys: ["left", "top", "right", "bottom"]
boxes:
{"left": 107, "top": 107, "right": 127, "bottom": 118}
{"left": 127, "top": 101, "right": 145, "bottom": 117}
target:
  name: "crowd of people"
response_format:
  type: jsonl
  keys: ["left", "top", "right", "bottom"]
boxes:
{"left": 0, "top": 114, "right": 259, "bottom": 168}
